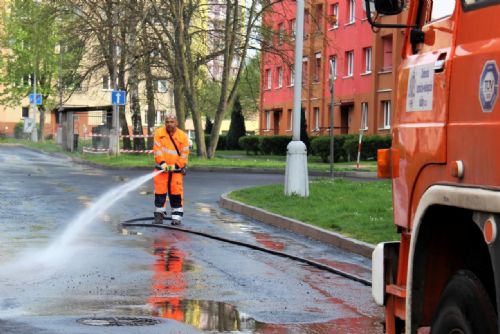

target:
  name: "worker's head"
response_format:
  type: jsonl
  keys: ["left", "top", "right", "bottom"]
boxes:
{"left": 165, "top": 113, "right": 178, "bottom": 133}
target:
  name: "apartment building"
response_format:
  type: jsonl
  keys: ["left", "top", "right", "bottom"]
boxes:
{"left": 259, "top": 0, "right": 406, "bottom": 137}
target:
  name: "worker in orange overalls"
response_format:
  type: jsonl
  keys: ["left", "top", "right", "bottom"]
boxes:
{"left": 153, "top": 113, "right": 189, "bottom": 225}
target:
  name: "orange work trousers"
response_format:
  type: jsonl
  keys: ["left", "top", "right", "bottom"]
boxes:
{"left": 154, "top": 171, "right": 184, "bottom": 204}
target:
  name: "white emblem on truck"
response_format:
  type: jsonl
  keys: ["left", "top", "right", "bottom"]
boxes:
{"left": 407, "top": 63, "right": 434, "bottom": 112}
{"left": 479, "top": 60, "right": 499, "bottom": 112}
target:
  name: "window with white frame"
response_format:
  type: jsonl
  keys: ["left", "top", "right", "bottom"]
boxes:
{"left": 277, "top": 67, "right": 283, "bottom": 88}
{"left": 266, "top": 69, "right": 272, "bottom": 89}
{"left": 290, "top": 19, "right": 296, "bottom": 38}
{"left": 302, "top": 57, "right": 308, "bottom": 84}
{"left": 361, "top": 102, "right": 368, "bottom": 130}
{"left": 364, "top": 47, "right": 372, "bottom": 73}
{"left": 157, "top": 79, "right": 168, "bottom": 93}
{"left": 102, "top": 75, "right": 111, "bottom": 90}
{"left": 314, "top": 53, "right": 321, "bottom": 83}
{"left": 313, "top": 107, "right": 320, "bottom": 131}
{"left": 348, "top": 0, "right": 356, "bottom": 23}
{"left": 288, "top": 109, "right": 293, "bottom": 130}
{"left": 346, "top": 51, "right": 354, "bottom": 77}
{"left": 330, "top": 3, "right": 339, "bottom": 29}
{"left": 329, "top": 56, "right": 337, "bottom": 81}
{"left": 265, "top": 111, "right": 271, "bottom": 130}
{"left": 383, "top": 101, "right": 391, "bottom": 129}
{"left": 278, "top": 23, "right": 285, "bottom": 45}
{"left": 289, "top": 64, "right": 294, "bottom": 86}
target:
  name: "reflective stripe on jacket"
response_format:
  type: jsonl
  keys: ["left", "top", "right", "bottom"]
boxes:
{"left": 153, "top": 127, "right": 189, "bottom": 168}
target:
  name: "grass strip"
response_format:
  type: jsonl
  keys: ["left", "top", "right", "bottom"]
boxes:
{"left": 0, "top": 138, "right": 377, "bottom": 172}
{"left": 228, "top": 178, "right": 397, "bottom": 244}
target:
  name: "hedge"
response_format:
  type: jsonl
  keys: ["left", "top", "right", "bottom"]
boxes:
{"left": 310, "top": 134, "right": 391, "bottom": 162}
{"left": 259, "top": 135, "right": 292, "bottom": 155}
{"left": 239, "top": 136, "right": 260, "bottom": 155}
{"left": 205, "top": 134, "right": 227, "bottom": 150}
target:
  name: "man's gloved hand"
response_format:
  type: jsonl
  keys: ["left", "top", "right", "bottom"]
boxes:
{"left": 160, "top": 162, "right": 167, "bottom": 171}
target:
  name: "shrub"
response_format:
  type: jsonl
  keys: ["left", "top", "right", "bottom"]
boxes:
{"left": 239, "top": 136, "right": 260, "bottom": 155}
{"left": 14, "top": 122, "right": 29, "bottom": 139}
{"left": 310, "top": 134, "right": 357, "bottom": 162}
{"left": 259, "top": 135, "right": 292, "bottom": 155}
{"left": 205, "top": 134, "right": 227, "bottom": 151}
{"left": 343, "top": 135, "right": 392, "bottom": 161}
{"left": 226, "top": 96, "right": 246, "bottom": 149}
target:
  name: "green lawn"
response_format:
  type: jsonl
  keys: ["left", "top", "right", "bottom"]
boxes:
{"left": 0, "top": 138, "right": 377, "bottom": 172}
{"left": 229, "top": 179, "right": 397, "bottom": 244}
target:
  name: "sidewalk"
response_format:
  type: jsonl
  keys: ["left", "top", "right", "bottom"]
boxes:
{"left": 219, "top": 192, "right": 375, "bottom": 258}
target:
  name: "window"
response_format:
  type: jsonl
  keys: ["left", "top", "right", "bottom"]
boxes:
{"left": 156, "top": 110, "right": 167, "bottom": 125}
{"left": 265, "top": 111, "right": 271, "bottom": 130}
{"left": 314, "top": 53, "right": 321, "bottom": 83}
{"left": 314, "top": 4, "right": 323, "bottom": 32}
{"left": 289, "top": 64, "right": 294, "bottom": 86}
{"left": 304, "top": 9, "right": 310, "bottom": 38}
{"left": 383, "top": 101, "right": 391, "bottom": 129}
{"left": 278, "top": 23, "right": 285, "bottom": 45}
{"left": 361, "top": 102, "right": 368, "bottom": 130}
{"left": 363, "top": 47, "right": 372, "bottom": 73}
{"left": 277, "top": 67, "right": 283, "bottom": 88}
{"left": 265, "top": 69, "right": 272, "bottom": 89}
{"left": 22, "top": 106, "right": 29, "bottom": 118}
{"left": 287, "top": 109, "right": 293, "bottom": 130}
{"left": 348, "top": 0, "right": 356, "bottom": 23}
{"left": 382, "top": 35, "right": 393, "bottom": 72}
{"left": 289, "top": 19, "right": 296, "bottom": 38}
{"left": 329, "top": 56, "right": 337, "bottom": 81}
{"left": 346, "top": 51, "right": 354, "bottom": 77}
{"left": 102, "top": 75, "right": 111, "bottom": 90}
{"left": 329, "top": 3, "right": 339, "bottom": 29}
{"left": 302, "top": 57, "right": 308, "bottom": 84}
{"left": 430, "top": 0, "right": 455, "bottom": 21}
{"left": 313, "top": 107, "right": 320, "bottom": 131}
{"left": 157, "top": 79, "right": 168, "bottom": 93}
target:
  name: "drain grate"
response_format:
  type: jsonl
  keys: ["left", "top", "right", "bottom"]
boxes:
{"left": 77, "top": 317, "right": 161, "bottom": 327}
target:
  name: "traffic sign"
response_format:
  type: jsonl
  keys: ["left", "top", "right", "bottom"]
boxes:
{"left": 479, "top": 60, "right": 499, "bottom": 112}
{"left": 29, "top": 93, "right": 42, "bottom": 105}
{"left": 111, "top": 90, "right": 126, "bottom": 106}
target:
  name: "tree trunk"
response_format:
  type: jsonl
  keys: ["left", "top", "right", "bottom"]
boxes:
{"left": 144, "top": 52, "right": 156, "bottom": 150}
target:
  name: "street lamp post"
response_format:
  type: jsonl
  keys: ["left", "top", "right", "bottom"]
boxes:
{"left": 284, "top": 0, "right": 309, "bottom": 197}
{"left": 329, "top": 58, "right": 335, "bottom": 179}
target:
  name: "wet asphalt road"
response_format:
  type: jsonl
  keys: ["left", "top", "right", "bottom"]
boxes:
{"left": 0, "top": 145, "right": 383, "bottom": 333}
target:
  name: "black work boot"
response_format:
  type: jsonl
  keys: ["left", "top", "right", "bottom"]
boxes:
{"left": 153, "top": 212, "right": 163, "bottom": 224}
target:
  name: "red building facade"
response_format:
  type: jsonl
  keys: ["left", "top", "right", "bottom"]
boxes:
{"left": 260, "top": 0, "right": 403, "bottom": 137}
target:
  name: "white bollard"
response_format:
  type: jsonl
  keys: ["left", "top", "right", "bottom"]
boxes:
{"left": 285, "top": 140, "right": 309, "bottom": 197}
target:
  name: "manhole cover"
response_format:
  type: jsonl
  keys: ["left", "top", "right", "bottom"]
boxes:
{"left": 77, "top": 317, "right": 161, "bottom": 326}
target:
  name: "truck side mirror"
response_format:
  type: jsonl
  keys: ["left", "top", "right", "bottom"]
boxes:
{"left": 374, "top": 0, "right": 404, "bottom": 15}
{"left": 365, "top": 0, "right": 410, "bottom": 28}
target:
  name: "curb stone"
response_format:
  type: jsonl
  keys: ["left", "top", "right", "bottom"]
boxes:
{"left": 219, "top": 192, "right": 375, "bottom": 258}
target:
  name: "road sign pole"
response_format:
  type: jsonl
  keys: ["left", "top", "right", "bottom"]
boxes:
{"left": 31, "top": 72, "right": 38, "bottom": 142}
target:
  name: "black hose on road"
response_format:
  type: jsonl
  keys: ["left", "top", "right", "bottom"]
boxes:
{"left": 122, "top": 217, "right": 371, "bottom": 287}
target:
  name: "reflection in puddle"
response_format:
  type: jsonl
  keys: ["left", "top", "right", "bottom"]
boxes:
{"left": 252, "top": 232, "right": 285, "bottom": 251}
{"left": 150, "top": 298, "right": 256, "bottom": 331}
{"left": 121, "top": 228, "right": 143, "bottom": 236}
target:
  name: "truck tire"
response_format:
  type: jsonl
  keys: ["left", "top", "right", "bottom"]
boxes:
{"left": 430, "top": 270, "right": 497, "bottom": 334}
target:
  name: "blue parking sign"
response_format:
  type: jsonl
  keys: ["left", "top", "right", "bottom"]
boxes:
{"left": 29, "top": 93, "right": 42, "bottom": 105}
{"left": 111, "top": 90, "right": 126, "bottom": 106}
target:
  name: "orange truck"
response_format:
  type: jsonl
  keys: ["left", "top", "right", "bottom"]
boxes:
{"left": 365, "top": 0, "right": 500, "bottom": 333}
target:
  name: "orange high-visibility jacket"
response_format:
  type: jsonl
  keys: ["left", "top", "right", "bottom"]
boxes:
{"left": 153, "top": 127, "right": 189, "bottom": 168}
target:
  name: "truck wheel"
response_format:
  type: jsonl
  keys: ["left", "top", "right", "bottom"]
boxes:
{"left": 430, "top": 270, "right": 497, "bottom": 334}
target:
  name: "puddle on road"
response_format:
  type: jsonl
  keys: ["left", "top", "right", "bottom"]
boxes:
{"left": 149, "top": 297, "right": 382, "bottom": 333}
{"left": 149, "top": 298, "right": 256, "bottom": 331}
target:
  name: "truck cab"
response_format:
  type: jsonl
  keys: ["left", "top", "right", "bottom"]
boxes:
{"left": 368, "top": 0, "right": 500, "bottom": 333}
